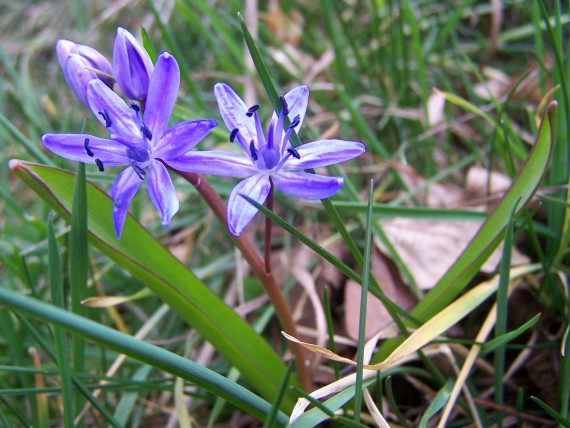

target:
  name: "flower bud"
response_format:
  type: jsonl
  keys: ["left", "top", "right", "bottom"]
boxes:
{"left": 56, "top": 39, "right": 113, "bottom": 105}
{"left": 61, "top": 54, "right": 98, "bottom": 106}
{"left": 112, "top": 27, "right": 154, "bottom": 101}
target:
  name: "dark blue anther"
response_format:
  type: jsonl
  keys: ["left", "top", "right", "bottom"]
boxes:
{"left": 229, "top": 128, "right": 239, "bottom": 143}
{"left": 249, "top": 140, "right": 258, "bottom": 161}
{"left": 84, "top": 138, "right": 94, "bottom": 157}
{"left": 98, "top": 109, "right": 112, "bottom": 127}
{"left": 95, "top": 158, "right": 104, "bottom": 172}
{"left": 280, "top": 96, "right": 289, "bottom": 115}
{"left": 246, "top": 104, "right": 260, "bottom": 117}
{"left": 132, "top": 164, "right": 146, "bottom": 180}
{"left": 289, "top": 114, "right": 301, "bottom": 129}
{"left": 130, "top": 103, "right": 140, "bottom": 113}
{"left": 287, "top": 147, "right": 301, "bottom": 159}
{"left": 140, "top": 124, "right": 153, "bottom": 141}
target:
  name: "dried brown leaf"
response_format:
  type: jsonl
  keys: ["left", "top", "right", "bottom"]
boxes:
{"left": 344, "top": 248, "right": 416, "bottom": 340}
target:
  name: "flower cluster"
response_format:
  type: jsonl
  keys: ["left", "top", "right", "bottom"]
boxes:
{"left": 43, "top": 27, "right": 365, "bottom": 238}
{"left": 45, "top": 28, "right": 217, "bottom": 238}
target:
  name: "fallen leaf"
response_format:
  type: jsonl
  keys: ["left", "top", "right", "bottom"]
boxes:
{"left": 378, "top": 218, "right": 530, "bottom": 289}
{"left": 344, "top": 247, "right": 416, "bottom": 340}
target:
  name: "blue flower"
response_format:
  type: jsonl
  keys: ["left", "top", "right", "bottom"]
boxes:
{"left": 168, "top": 83, "right": 365, "bottom": 236}
{"left": 43, "top": 53, "right": 218, "bottom": 238}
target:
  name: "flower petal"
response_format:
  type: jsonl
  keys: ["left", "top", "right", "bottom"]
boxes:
{"left": 284, "top": 140, "right": 365, "bottom": 169}
{"left": 166, "top": 150, "right": 256, "bottom": 177}
{"left": 113, "top": 27, "right": 154, "bottom": 101}
{"left": 61, "top": 54, "right": 100, "bottom": 106}
{"left": 143, "top": 53, "right": 180, "bottom": 141}
{"left": 76, "top": 44, "right": 114, "bottom": 87}
{"left": 272, "top": 170, "right": 343, "bottom": 199}
{"left": 147, "top": 160, "right": 179, "bottom": 227}
{"left": 270, "top": 85, "right": 309, "bottom": 134}
{"left": 42, "top": 134, "right": 131, "bottom": 166}
{"left": 87, "top": 80, "right": 140, "bottom": 140}
{"left": 153, "top": 119, "right": 218, "bottom": 160}
{"left": 56, "top": 39, "right": 78, "bottom": 66}
{"left": 227, "top": 174, "right": 271, "bottom": 236}
{"left": 110, "top": 167, "right": 144, "bottom": 238}
{"left": 214, "top": 82, "right": 257, "bottom": 154}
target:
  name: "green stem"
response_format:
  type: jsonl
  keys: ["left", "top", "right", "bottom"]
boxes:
{"left": 173, "top": 169, "right": 312, "bottom": 392}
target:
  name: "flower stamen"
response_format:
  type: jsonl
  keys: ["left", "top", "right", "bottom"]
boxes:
{"left": 246, "top": 104, "right": 260, "bottom": 117}
{"left": 289, "top": 114, "right": 301, "bottom": 129}
{"left": 132, "top": 163, "right": 146, "bottom": 180}
{"left": 279, "top": 96, "right": 289, "bottom": 115}
{"left": 95, "top": 158, "right": 104, "bottom": 172}
{"left": 281, "top": 114, "right": 302, "bottom": 156}
{"left": 84, "top": 138, "right": 94, "bottom": 157}
{"left": 229, "top": 128, "right": 239, "bottom": 142}
{"left": 140, "top": 124, "right": 153, "bottom": 141}
{"left": 287, "top": 147, "right": 301, "bottom": 159}
{"left": 98, "top": 109, "right": 112, "bottom": 127}
{"left": 249, "top": 140, "right": 259, "bottom": 161}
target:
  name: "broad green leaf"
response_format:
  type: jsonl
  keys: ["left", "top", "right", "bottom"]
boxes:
{"left": 373, "top": 101, "right": 556, "bottom": 362}
{"left": 9, "top": 160, "right": 294, "bottom": 410}
{"left": 70, "top": 162, "right": 88, "bottom": 419}
{"left": 411, "top": 101, "right": 556, "bottom": 321}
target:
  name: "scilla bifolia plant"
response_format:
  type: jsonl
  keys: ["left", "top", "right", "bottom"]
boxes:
{"left": 39, "top": 24, "right": 365, "bottom": 402}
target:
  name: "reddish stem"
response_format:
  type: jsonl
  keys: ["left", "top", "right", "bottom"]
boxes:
{"left": 171, "top": 168, "right": 311, "bottom": 392}
{"left": 264, "top": 182, "right": 274, "bottom": 274}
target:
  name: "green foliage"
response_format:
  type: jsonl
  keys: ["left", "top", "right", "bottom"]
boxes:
{"left": 1, "top": 0, "right": 569, "bottom": 426}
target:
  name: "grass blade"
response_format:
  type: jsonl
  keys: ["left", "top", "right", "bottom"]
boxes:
{"left": 0, "top": 287, "right": 289, "bottom": 425}
{"left": 47, "top": 219, "right": 74, "bottom": 428}
{"left": 69, "top": 162, "right": 88, "bottom": 420}
{"left": 494, "top": 198, "right": 520, "bottom": 427}
{"left": 354, "top": 181, "right": 374, "bottom": 423}
{"left": 531, "top": 396, "right": 570, "bottom": 427}
{"left": 262, "top": 361, "right": 295, "bottom": 428}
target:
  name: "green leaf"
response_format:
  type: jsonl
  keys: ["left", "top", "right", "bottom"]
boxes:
{"left": 481, "top": 314, "right": 541, "bottom": 354}
{"left": 70, "top": 163, "right": 88, "bottom": 419}
{"left": 47, "top": 219, "right": 74, "bottom": 428}
{"left": 354, "top": 181, "right": 374, "bottom": 423}
{"left": 412, "top": 101, "right": 557, "bottom": 321}
{"left": 0, "top": 287, "right": 289, "bottom": 425}
{"left": 531, "top": 396, "right": 570, "bottom": 427}
{"left": 9, "top": 160, "right": 294, "bottom": 410}
{"left": 418, "top": 380, "right": 454, "bottom": 428}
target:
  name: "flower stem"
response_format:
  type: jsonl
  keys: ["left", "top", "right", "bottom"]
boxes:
{"left": 171, "top": 168, "right": 311, "bottom": 392}
{"left": 264, "top": 182, "right": 274, "bottom": 274}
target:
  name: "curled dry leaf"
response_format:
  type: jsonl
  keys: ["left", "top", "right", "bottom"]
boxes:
{"left": 81, "top": 288, "right": 152, "bottom": 307}
{"left": 466, "top": 165, "right": 512, "bottom": 203}
{"left": 378, "top": 219, "right": 530, "bottom": 290}
{"left": 378, "top": 163, "right": 529, "bottom": 290}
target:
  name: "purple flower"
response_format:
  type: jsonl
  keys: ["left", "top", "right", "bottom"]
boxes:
{"left": 113, "top": 27, "right": 154, "bottom": 102}
{"left": 169, "top": 83, "right": 365, "bottom": 236}
{"left": 56, "top": 39, "right": 113, "bottom": 106}
{"left": 43, "top": 53, "right": 218, "bottom": 238}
